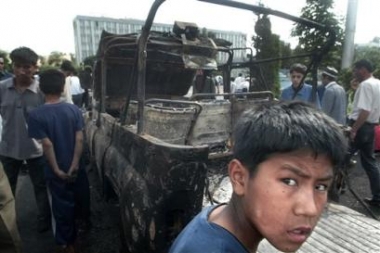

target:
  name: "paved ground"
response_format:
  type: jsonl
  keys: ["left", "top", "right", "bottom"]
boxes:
{"left": 15, "top": 156, "right": 380, "bottom": 253}
{"left": 16, "top": 165, "right": 120, "bottom": 253}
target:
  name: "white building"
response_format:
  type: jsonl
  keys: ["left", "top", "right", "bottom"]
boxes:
{"left": 73, "top": 15, "right": 248, "bottom": 63}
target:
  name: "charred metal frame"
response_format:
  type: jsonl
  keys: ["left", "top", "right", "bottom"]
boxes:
{"left": 134, "top": 0, "right": 336, "bottom": 134}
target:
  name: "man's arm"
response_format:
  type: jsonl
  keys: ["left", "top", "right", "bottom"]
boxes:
{"left": 321, "top": 89, "right": 334, "bottom": 115}
{"left": 350, "top": 109, "right": 370, "bottom": 140}
{"left": 68, "top": 130, "right": 84, "bottom": 176}
{"left": 41, "top": 137, "right": 69, "bottom": 180}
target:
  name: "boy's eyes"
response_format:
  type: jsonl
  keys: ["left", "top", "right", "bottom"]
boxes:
{"left": 315, "top": 184, "right": 329, "bottom": 192}
{"left": 282, "top": 178, "right": 297, "bottom": 186}
{"left": 281, "top": 178, "right": 330, "bottom": 192}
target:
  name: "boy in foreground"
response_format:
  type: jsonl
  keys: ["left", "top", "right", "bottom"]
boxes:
{"left": 27, "top": 69, "right": 90, "bottom": 253}
{"left": 170, "top": 101, "right": 347, "bottom": 253}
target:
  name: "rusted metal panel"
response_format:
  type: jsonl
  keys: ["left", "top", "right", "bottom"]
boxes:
{"left": 143, "top": 106, "right": 197, "bottom": 145}
{"left": 188, "top": 100, "right": 231, "bottom": 148}
{"left": 87, "top": 113, "right": 209, "bottom": 252}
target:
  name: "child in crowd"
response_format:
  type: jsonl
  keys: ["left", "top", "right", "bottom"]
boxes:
{"left": 170, "top": 101, "right": 347, "bottom": 253}
{"left": 28, "top": 69, "right": 90, "bottom": 253}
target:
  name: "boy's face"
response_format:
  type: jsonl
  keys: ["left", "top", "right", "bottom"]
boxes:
{"left": 232, "top": 150, "right": 333, "bottom": 252}
{"left": 13, "top": 62, "right": 37, "bottom": 87}
{"left": 290, "top": 71, "right": 304, "bottom": 88}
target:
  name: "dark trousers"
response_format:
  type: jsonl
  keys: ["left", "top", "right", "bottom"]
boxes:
{"left": 48, "top": 167, "right": 90, "bottom": 245}
{"left": 72, "top": 94, "right": 83, "bottom": 108}
{"left": 82, "top": 89, "right": 89, "bottom": 109}
{"left": 349, "top": 121, "right": 380, "bottom": 200}
{"left": 1, "top": 156, "right": 51, "bottom": 221}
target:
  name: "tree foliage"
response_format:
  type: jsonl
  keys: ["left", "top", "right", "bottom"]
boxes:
{"left": 47, "top": 51, "right": 66, "bottom": 67}
{"left": 83, "top": 55, "right": 97, "bottom": 68}
{"left": 0, "top": 50, "right": 11, "bottom": 71}
{"left": 339, "top": 43, "right": 380, "bottom": 89}
{"left": 292, "top": 0, "right": 344, "bottom": 69}
{"left": 252, "top": 14, "right": 280, "bottom": 96}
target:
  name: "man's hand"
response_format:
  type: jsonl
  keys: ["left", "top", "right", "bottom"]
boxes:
{"left": 68, "top": 165, "right": 79, "bottom": 177}
{"left": 54, "top": 169, "right": 69, "bottom": 180}
{"left": 67, "top": 165, "right": 79, "bottom": 183}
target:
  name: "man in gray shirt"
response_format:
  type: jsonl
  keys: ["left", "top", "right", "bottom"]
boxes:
{"left": 321, "top": 67, "right": 347, "bottom": 125}
{"left": 0, "top": 47, "right": 50, "bottom": 233}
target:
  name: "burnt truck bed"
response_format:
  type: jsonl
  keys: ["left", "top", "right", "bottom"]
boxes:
{"left": 86, "top": 94, "right": 273, "bottom": 252}
{"left": 86, "top": 111, "right": 209, "bottom": 252}
{"left": 85, "top": 0, "right": 339, "bottom": 252}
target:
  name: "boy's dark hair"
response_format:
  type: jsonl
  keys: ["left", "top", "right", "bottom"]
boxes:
{"left": 39, "top": 69, "right": 65, "bottom": 96}
{"left": 61, "top": 60, "right": 75, "bottom": 73}
{"left": 289, "top": 63, "right": 307, "bottom": 75}
{"left": 232, "top": 101, "right": 347, "bottom": 175}
{"left": 354, "top": 59, "right": 375, "bottom": 73}
{"left": 10, "top": 47, "right": 38, "bottom": 65}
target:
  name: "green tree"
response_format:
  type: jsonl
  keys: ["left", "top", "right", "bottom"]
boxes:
{"left": 252, "top": 14, "right": 280, "bottom": 96}
{"left": 47, "top": 51, "right": 66, "bottom": 67}
{"left": 83, "top": 55, "right": 97, "bottom": 68}
{"left": 292, "top": 0, "right": 344, "bottom": 69}
{"left": 279, "top": 41, "right": 293, "bottom": 69}
{"left": 339, "top": 43, "right": 380, "bottom": 89}
{"left": 0, "top": 50, "right": 11, "bottom": 71}
{"left": 354, "top": 45, "right": 380, "bottom": 68}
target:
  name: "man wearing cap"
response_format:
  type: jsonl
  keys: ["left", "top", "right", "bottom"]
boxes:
{"left": 348, "top": 59, "right": 380, "bottom": 206}
{"left": 320, "top": 67, "right": 347, "bottom": 125}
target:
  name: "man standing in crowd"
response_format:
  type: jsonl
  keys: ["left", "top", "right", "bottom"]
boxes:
{"left": 348, "top": 59, "right": 380, "bottom": 206}
{"left": 0, "top": 57, "right": 12, "bottom": 81}
{"left": 280, "top": 63, "right": 321, "bottom": 108}
{"left": 320, "top": 67, "right": 347, "bottom": 125}
{"left": 0, "top": 47, "right": 51, "bottom": 232}
{"left": 79, "top": 66, "right": 92, "bottom": 109}
{"left": 60, "top": 60, "right": 74, "bottom": 104}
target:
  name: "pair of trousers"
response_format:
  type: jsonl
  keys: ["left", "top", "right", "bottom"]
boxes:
{"left": 0, "top": 162, "right": 21, "bottom": 253}
{"left": 0, "top": 156, "right": 51, "bottom": 221}
{"left": 48, "top": 167, "right": 90, "bottom": 245}
{"left": 349, "top": 121, "right": 380, "bottom": 200}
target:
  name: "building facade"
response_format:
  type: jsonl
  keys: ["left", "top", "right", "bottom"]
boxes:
{"left": 73, "top": 15, "right": 247, "bottom": 63}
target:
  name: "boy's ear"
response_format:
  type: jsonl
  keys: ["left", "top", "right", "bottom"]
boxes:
{"left": 228, "top": 159, "right": 249, "bottom": 196}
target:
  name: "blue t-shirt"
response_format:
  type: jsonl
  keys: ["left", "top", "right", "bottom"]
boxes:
{"left": 169, "top": 205, "right": 249, "bottom": 253}
{"left": 280, "top": 83, "right": 321, "bottom": 108}
{"left": 28, "top": 102, "right": 84, "bottom": 178}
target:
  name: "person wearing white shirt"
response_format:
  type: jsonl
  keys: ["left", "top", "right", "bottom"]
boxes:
{"left": 348, "top": 59, "right": 380, "bottom": 206}
{"left": 70, "top": 74, "right": 84, "bottom": 107}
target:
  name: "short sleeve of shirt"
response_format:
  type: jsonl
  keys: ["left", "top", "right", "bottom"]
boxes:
{"left": 28, "top": 111, "right": 47, "bottom": 140}
{"left": 75, "top": 108, "right": 85, "bottom": 131}
{"left": 356, "top": 82, "right": 373, "bottom": 111}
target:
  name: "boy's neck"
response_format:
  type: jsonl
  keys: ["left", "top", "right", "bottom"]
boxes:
{"left": 45, "top": 94, "right": 61, "bottom": 104}
{"left": 208, "top": 200, "right": 262, "bottom": 252}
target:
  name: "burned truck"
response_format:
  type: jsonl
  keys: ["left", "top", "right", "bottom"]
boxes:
{"left": 85, "top": 0, "right": 336, "bottom": 252}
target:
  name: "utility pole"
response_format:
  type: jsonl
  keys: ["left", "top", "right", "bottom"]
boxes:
{"left": 341, "top": 0, "right": 359, "bottom": 69}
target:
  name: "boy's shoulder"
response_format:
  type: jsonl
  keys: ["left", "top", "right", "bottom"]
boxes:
{"left": 169, "top": 205, "right": 248, "bottom": 253}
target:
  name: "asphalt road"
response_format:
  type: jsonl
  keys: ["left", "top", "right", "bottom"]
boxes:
{"left": 16, "top": 173, "right": 56, "bottom": 253}
{"left": 15, "top": 166, "right": 120, "bottom": 253}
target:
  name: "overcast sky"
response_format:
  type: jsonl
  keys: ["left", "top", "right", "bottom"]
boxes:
{"left": 1, "top": 0, "right": 377, "bottom": 56}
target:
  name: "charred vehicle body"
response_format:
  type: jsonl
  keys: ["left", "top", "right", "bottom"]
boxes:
{"left": 85, "top": 0, "right": 337, "bottom": 252}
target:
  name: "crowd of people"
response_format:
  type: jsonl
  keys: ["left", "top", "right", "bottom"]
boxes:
{"left": 1, "top": 45, "right": 380, "bottom": 253}
{"left": 280, "top": 61, "right": 380, "bottom": 208}
{"left": 0, "top": 47, "right": 91, "bottom": 253}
